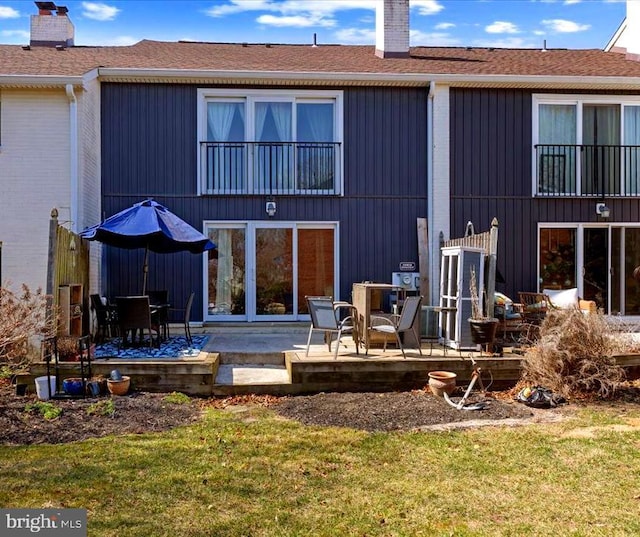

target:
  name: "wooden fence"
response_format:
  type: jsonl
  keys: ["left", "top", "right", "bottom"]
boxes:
{"left": 46, "top": 209, "right": 90, "bottom": 335}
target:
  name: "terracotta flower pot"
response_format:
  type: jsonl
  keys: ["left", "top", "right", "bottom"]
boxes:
{"left": 428, "top": 371, "right": 457, "bottom": 397}
{"left": 107, "top": 376, "right": 130, "bottom": 396}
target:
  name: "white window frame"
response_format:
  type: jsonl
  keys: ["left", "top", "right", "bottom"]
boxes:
{"left": 532, "top": 94, "right": 640, "bottom": 197}
{"left": 197, "top": 89, "right": 344, "bottom": 196}
{"left": 202, "top": 220, "right": 340, "bottom": 322}
{"left": 539, "top": 222, "right": 640, "bottom": 315}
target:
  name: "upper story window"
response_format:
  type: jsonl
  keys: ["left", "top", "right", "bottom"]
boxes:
{"left": 198, "top": 89, "right": 343, "bottom": 195}
{"left": 533, "top": 95, "right": 640, "bottom": 197}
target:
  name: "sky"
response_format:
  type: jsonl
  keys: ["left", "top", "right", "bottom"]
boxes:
{"left": 0, "top": 0, "right": 629, "bottom": 50}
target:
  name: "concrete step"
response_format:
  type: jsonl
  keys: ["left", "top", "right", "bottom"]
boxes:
{"left": 219, "top": 352, "right": 285, "bottom": 366}
{"left": 214, "top": 364, "right": 291, "bottom": 386}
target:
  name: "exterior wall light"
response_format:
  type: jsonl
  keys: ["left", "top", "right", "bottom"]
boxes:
{"left": 596, "top": 202, "right": 610, "bottom": 219}
{"left": 266, "top": 198, "right": 276, "bottom": 217}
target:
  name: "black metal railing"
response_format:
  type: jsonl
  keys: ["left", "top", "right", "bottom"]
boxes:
{"left": 200, "top": 141, "right": 341, "bottom": 195}
{"left": 535, "top": 144, "right": 640, "bottom": 197}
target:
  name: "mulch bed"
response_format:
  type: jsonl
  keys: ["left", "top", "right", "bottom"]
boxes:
{"left": 2, "top": 379, "right": 639, "bottom": 445}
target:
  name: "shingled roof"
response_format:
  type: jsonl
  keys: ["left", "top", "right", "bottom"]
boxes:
{"left": 2, "top": 39, "right": 640, "bottom": 88}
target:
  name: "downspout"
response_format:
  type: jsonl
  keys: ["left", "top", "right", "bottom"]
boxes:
{"left": 66, "top": 83, "right": 78, "bottom": 232}
{"left": 427, "top": 81, "right": 435, "bottom": 305}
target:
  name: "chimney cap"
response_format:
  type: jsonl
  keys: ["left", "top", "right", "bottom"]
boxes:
{"left": 56, "top": 5, "right": 68, "bottom": 15}
{"left": 35, "top": 1, "right": 57, "bottom": 11}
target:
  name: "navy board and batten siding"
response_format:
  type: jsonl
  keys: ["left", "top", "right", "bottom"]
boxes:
{"left": 100, "top": 84, "right": 428, "bottom": 320}
{"left": 449, "top": 87, "right": 640, "bottom": 300}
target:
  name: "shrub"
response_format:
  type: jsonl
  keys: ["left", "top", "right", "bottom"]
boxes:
{"left": 57, "top": 336, "right": 79, "bottom": 360}
{"left": 87, "top": 399, "right": 116, "bottom": 417}
{"left": 0, "top": 284, "right": 55, "bottom": 370}
{"left": 522, "top": 308, "right": 627, "bottom": 399}
{"left": 163, "top": 392, "right": 191, "bottom": 405}
{"left": 25, "top": 401, "right": 62, "bottom": 420}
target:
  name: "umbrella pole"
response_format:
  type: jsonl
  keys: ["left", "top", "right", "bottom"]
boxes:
{"left": 142, "top": 247, "right": 149, "bottom": 295}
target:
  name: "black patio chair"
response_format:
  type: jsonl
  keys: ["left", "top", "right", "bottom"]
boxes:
{"left": 148, "top": 289, "right": 170, "bottom": 340}
{"left": 116, "top": 295, "right": 160, "bottom": 350}
{"left": 170, "top": 292, "right": 195, "bottom": 346}
{"left": 90, "top": 294, "right": 118, "bottom": 343}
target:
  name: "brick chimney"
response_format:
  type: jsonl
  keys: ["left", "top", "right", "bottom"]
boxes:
{"left": 375, "top": 0, "right": 410, "bottom": 59}
{"left": 30, "top": 2, "right": 74, "bottom": 47}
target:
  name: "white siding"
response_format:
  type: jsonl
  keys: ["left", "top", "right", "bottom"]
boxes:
{"left": 77, "top": 78, "right": 102, "bottom": 294}
{"left": 0, "top": 89, "right": 71, "bottom": 292}
{"left": 431, "top": 84, "right": 450, "bottom": 303}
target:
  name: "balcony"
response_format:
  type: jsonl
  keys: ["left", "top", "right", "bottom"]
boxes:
{"left": 535, "top": 144, "right": 640, "bottom": 197}
{"left": 200, "top": 141, "right": 342, "bottom": 195}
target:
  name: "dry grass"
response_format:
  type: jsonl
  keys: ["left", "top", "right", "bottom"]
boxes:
{"left": 522, "top": 308, "right": 630, "bottom": 399}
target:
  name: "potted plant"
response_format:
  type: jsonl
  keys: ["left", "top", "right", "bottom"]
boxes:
{"left": 467, "top": 266, "right": 499, "bottom": 346}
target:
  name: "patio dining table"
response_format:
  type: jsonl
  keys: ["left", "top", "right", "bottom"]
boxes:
{"left": 115, "top": 295, "right": 171, "bottom": 347}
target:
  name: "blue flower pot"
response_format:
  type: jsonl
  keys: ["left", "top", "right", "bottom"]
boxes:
{"left": 110, "top": 369, "right": 123, "bottom": 381}
{"left": 62, "top": 377, "right": 84, "bottom": 396}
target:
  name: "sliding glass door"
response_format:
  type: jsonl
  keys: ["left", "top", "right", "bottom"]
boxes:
{"left": 539, "top": 225, "right": 640, "bottom": 314}
{"left": 205, "top": 222, "right": 337, "bottom": 321}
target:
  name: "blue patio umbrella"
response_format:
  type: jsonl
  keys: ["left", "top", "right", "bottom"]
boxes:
{"left": 80, "top": 199, "right": 216, "bottom": 294}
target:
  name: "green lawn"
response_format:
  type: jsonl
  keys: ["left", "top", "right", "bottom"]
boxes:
{"left": 1, "top": 404, "right": 639, "bottom": 536}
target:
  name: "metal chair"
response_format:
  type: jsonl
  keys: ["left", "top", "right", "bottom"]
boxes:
{"left": 116, "top": 295, "right": 160, "bottom": 349}
{"left": 170, "top": 292, "right": 195, "bottom": 346}
{"left": 90, "top": 294, "right": 117, "bottom": 342}
{"left": 148, "top": 290, "right": 170, "bottom": 341}
{"left": 369, "top": 295, "right": 423, "bottom": 358}
{"left": 305, "top": 296, "right": 358, "bottom": 360}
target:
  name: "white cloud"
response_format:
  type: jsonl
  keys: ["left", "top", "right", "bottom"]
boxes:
{"left": 411, "top": 0, "right": 444, "bottom": 16}
{"left": 542, "top": 18, "right": 590, "bottom": 32}
{"left": 206, "top": 0, "right": 376, "bottom": 30}
{"left": 203, "top": 0, "right": 445, "bottom": 40}
{"left": 206, "top": 0, "right": 276, "bottom": 17}
{"left": 206, "top": 0, "right": 444, "bottom": 21}
{"left": 207, "top": 0, "right": 377, "bottom": 17}
{"left": 281, "top": 1, "right": 377, "bottom": 14}
{"left": 0, "top": 6, "right": 19, "bottom": 18}
{"left": 472, "top": 36, "right": 538, "bottom": 48}
{"left": 257, "top": 14, "right": 336, "bottom": 28}
{"left": 411, "top": 29, "right": 460, "bottom": 46}
{"left": 435, "top": 22, "right": 455, "bottom": 30}
{"left": 564, "top": 0, "right": 581, "bottom": 4}
{"left": 334, "top": 27, "right": 375, "bottom": 44}
{"left": 1, "top": 29, "right": 29, "bottom": 38}
{"left": 79, "top": 34, "right": 138, "bottom": 46}
{"left": 82, "top": 2, "right": 120, "bottom": 22}
{"left": 485, "top": 21, "right": 519, "bottom": 34}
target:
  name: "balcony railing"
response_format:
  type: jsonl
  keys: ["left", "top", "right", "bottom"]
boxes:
{"left": 200, "top": 141, "right": 342, "bottom": 195}
{"left": 535, "top": 144, "right": 640, "bottom": 197}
